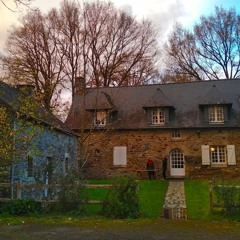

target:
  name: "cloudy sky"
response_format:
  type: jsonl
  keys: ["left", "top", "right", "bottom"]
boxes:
{"left": 0, "top": 0, "right": 239, "bottom": 51}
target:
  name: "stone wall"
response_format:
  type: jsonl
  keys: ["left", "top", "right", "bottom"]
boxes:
{"left": 80, "top": 128, "right": 240, "bottom": 180}
{"left": 13, "top": 127, "right": 78, "bottom": 200}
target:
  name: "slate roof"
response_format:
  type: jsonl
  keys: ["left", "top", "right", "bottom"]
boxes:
{"left": 199, "top": 84, "right": 232, "bottom": 106}
{"left": 66, "top": 79, "right": 240, "bottom": 130}
{"left": 85, "top": 91, "right": 116, "bottom": 110}
{"left": 0, "top": 81, "right": 76, "bottom": 136}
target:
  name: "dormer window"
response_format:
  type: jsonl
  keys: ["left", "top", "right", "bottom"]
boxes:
{"left": 208, "top": 106, "right": 224, "bottom": 124}
{"left": 94, "top": 110, "right": 107, "bottom": 126}
{"left": 152, "top": 108, "right": 165, "bottom": 125}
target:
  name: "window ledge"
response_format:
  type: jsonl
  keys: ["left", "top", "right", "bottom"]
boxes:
{"left": 211, "top": 164, "right": 227, "bottom": 168}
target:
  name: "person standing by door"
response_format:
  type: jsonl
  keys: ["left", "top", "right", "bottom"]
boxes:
{"left": 146, "top": 159, "right": 155, "bottom": 180}
{"left": 162, "top": 157, "right": 168, "bottom": 180}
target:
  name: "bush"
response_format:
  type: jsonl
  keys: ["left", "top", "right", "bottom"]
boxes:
{"left": 6, "top": 199, "right": 41, "bottom": 216}
{"left": 102, "top": 174, "right": 139, "bottom": 219}
{"left": 57, "top": 171, "right": 88, "bottom": 213}
{"left": 213, "top": 180, "right": 240, "bottom": 213}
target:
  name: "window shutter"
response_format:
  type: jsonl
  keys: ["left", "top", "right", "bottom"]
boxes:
{"left": 113, "top": 146, "right": 127, "bottom": 166}
{"left": 223, "top": 106, "right": 228, "bottom": 121}
{"left": 204, "top": 107, "right": 209, "bottom": 122}
{"left": 227, "top": 145, "right": 236, "bottom": 165}
{"left": 201, "top": 145, "right": 210, "bottom": 165}
{"left": 165, "top": 108, "right": 169, "bottom": 123}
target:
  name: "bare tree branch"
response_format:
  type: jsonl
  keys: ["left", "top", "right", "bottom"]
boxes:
{"left": 1, "top": 0, "right": 34, "bottom": 11}
{"left": 1, "top": 0, "right": 161, "bottom": 114}
{"left": 163, "top": 6, "right": 240, "bottom": 82}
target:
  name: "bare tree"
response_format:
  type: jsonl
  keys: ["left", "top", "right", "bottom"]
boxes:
{"left": 56, "top": 0, "right": 83, "bottom": 99}
{"left": 2, "top": 9, "right": 67, "bottom": 112}
{"left": 1, "top": 0, "right": 160, "bottom": 113}
{"left": 80, "top": 0, "right": 160, "bottom": 88}
{"left": 164, "top": 7, "right": 240, "bottom": 82}
{"left": 56, "top": 0, "right": 160, "bottom": 95}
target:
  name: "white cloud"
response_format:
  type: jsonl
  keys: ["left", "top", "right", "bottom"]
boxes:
{"left": 0, "top": 0, "right": 238, "bottom": 50}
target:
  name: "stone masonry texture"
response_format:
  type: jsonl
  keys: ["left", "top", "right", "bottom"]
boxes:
{"left": 80, "top": 128, "right": 240, "bottom": 179}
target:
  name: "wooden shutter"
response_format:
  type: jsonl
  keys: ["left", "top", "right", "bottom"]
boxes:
{"left": 201, "top": 145, "right": 210, "bottom": 165}
{"left": 113, "top": 146, "right": 127, "bottom": 166}
{"left": 227, "top": 145, "right": 236, "bottom": 165}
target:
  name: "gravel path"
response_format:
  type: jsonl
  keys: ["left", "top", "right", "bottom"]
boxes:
{"left": 0, "top": 219, "right": 240, "bottom": 240}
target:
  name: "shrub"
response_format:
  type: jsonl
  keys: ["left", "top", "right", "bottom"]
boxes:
{"left": 213, "top": 180, "right": 240, "bottom": 213}
{"left": 102, "top": 174, "right": 139, "bottom": 219}
{"left": 6, "top": 199, "right": 41, "bottom": 215}
{"left": 57, "top": 171, "right": 88, "bottom": 213}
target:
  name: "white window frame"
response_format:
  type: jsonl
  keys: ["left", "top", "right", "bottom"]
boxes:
{"left": 113, "top": 146, "right": 127, "bottom": 167}
{"left": 210, "top": 145, "right": 227, "bottom": 164}
{"left": 94, "top": 110, "right": 107, "bottom": 127}
{"left": 151, "top": 108, "right": 165, "bottom": 125}
{"left": 208, "top": 106, "right": 224, "bottom": 124}
{"left": 201, "top": 145, "right": 236, "bottom": 166}
{"left": 171, "top": 129, "right": 181, "bottom": 139}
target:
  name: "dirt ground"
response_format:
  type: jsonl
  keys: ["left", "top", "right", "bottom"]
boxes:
{"left": 0, "top": 219, "right": 240, "bottom": 240}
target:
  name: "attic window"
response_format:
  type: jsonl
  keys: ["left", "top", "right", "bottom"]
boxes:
{"left": 208, "top": 106, "right": 224, "bottom": 124}
{"left": 151, "top": 108, "right": 165, "bottom": 125}
{"left": 94, "top": 110, "right": 107, "bottom": 126}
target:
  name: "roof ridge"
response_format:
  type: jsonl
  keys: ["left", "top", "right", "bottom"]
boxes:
{"left": 86, "top": 79, "right": 240, "bottom": 90}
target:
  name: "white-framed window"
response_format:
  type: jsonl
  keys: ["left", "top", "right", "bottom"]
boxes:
{"left": 113, "top": 146, "right": 127, "bottom": 167}
{"left": 210, "top": 146, "right": 226, "bottom": 164}
{"left": 94, "top": 110, "right": 107, "bottom": 126}
{"left": 171, "top": 129, "right": 181, "bottom": 139}
{"left": 208, "top": 106, "right": 224, "bottom": 123}
{"left": 201, "top": 145, "right": 236, "bottom": 165}
{"left": 151, "top": 108, "right": 165, "bottom": 124}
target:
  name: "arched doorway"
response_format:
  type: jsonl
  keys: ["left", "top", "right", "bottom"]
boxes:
{"left": 170, "top": 149, "right": 185, "bottom": 177}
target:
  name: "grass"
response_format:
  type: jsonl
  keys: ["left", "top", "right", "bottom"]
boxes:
{"left": 184, "top": 180, "right": 210, "bottom": 220}
{"left": 0, "top": 179, "right": 168, "bottom": 223}
{"left": 83, "top": 180, "right": 111, "bottom": 216}
{"left": 139, "top": 180, "right": 168, "bottom": 218}
{"left": 83, "top": 179, "right": 168, "bottom": 219}
{"left": 1, "top": 179, "right": 240, "bottom": 223}
{"left": 185, "top": 179, "right": 240, "bottom": 221}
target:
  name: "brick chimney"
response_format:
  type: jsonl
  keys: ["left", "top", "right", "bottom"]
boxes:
{"left": 75, "top": 77, "right": 85, "bottom": 95}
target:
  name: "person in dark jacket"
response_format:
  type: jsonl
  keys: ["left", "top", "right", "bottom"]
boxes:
{"left": 146, "top": 159, "right": 155, "bottom": 180}
{"left": 162, "top": 157, "right": 168, "bottom": 180}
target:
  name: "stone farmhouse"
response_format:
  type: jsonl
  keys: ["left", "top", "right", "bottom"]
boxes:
{"left": 67, "top": 78, "right": 240, "bottom": 180}
{"left": 0, "top": 81, "right": 78, "bottom": 199}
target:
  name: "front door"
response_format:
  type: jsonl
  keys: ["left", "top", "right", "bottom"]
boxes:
{"left": 170, "top": 149, "right": 185, "bottom": 177}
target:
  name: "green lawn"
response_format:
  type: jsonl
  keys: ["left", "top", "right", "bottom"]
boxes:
{"left": 1, "top": 179, "right": 240, "bottom": 222}
{"left": 84, "top": 179, "right": 240, "bottom": 220}
{"left": 185, "top": 180, "right": 240, "bottom": 221}
{"left": 184, "top": 180, "right": 210, "bottom": 220}
{"left": 84, "top": 179, "right": 168, "bottom": 219}
{"left": 139, "top": 180, "right": 168, "bottom": 218}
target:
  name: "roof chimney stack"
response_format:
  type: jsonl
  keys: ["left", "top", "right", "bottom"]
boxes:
{"left": 75, "top": 77, "right": 85, "bottom": 95}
